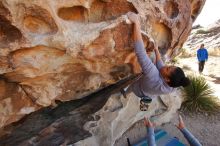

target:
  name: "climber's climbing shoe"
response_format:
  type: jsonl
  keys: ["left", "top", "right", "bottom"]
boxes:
{"left": 140, "top": 96, "right": 152, "bottom": 111}
{"left": 120, "top": 88, "right": 127, "bottom": 98}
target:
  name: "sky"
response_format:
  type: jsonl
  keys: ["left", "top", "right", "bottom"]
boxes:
{"left": 194, "top": 0, "right": 220, "bottom": 27}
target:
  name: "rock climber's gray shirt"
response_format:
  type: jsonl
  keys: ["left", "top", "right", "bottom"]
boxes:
{"left": 131, "top": 41, "right": 174, "bottom": 97}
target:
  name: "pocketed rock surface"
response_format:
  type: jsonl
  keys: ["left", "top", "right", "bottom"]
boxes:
{"left": 0, "top": 0, "right": 206, "bottom": 145}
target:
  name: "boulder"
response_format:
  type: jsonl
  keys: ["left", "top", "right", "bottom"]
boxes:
{"left": 0, "top": 0, "right": 205, "bottom": 145}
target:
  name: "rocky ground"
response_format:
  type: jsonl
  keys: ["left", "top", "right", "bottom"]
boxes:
{"left": 115, "top": 56, "right": 220, "bottom": 146}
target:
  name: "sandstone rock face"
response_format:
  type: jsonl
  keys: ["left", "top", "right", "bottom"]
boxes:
{"left": 0, "top": 85, "right": 183, "bottom": 146}
{"left": 184, "top": 20, "right": 220, "bottom": 56}
{"left": 0, "top": 0, "right": 205, "bottom": 139}
{"left": 76, "top": 91, "right": 183, "bottom": 146}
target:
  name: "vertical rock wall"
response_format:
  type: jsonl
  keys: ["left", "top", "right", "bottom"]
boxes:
{"left": 0, "top": 0, "right": 205, "bottom": 131}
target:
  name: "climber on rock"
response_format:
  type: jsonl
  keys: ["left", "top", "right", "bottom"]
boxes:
{"left": 126, "top": 12, "right": 190, "bottom": 111}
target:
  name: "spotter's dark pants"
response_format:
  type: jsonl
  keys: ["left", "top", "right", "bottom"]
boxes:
{"left": 198, "top": 61, "right": 205, "bottom": 73}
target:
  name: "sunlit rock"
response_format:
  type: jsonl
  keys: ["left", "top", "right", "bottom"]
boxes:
{"left": 0, "top": 0, "right": 205, "bottom": 143}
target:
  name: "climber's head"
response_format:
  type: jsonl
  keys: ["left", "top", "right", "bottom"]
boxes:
{"left": 160, "top": 66, "right": 190, "bottom": 88}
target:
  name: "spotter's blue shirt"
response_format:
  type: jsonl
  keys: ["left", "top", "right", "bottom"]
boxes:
{"left": 197, "top": 48, "right": 208, "bottom": 61}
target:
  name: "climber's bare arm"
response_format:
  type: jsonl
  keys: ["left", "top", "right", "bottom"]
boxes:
{"left": 127, "top": 12, "right": 153, "bottom": 74}
{"left": 128, "top": 12, "right": 163, "bottom": 65}
{"left": 127, "top": 12, "right": 142, "bottom": 42}
{"left": 154, "top": 44, "right": 162, "bottom": 63}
